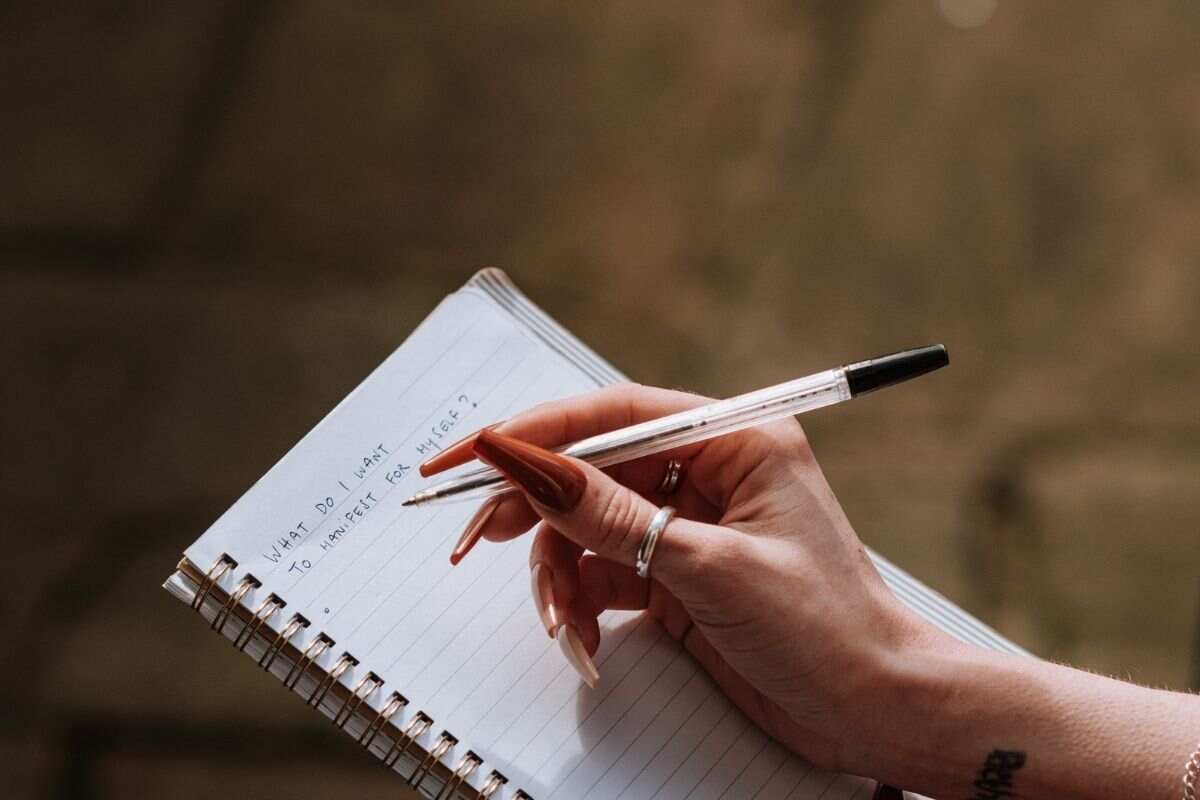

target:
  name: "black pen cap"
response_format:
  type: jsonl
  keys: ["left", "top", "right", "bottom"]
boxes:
{"left": 844, "top": 344, "right": 948, "bottom": 397}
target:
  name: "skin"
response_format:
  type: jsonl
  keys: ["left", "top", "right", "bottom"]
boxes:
{"left": 427, "top": 383, "right": 1200, "bottom": 800}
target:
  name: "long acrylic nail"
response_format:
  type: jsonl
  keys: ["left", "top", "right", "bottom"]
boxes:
{"left": 556, "top": 623, "right": 599, "bottom": 688}
{"left": 419, "top": 422, "right": 503, "bottom": 477}
{"left": 472, "top": 430, "right": 586, "bottom": 513}
{"left": 530, "top": 562, "right": 562, "bottom": 637}
{"left": 449, "top": 496, "right": 500, "bottom": 566}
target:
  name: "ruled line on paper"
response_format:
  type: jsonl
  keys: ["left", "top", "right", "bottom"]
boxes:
{"left": 613, "top": 675, "right": 714, "bottom": 800}
{"left": 557, "top": 645, "right": 692, "bottom": 795}
{"left": 498, "top": 613, "right": 655, "bottom": 761}
{"left": 645, "top": 701, "right": 735, "bottom": 799}
{"left": 684, "top": 715, "right": 751, "bottom": 798}
{"left": 440, "top": 615, "right": 548, "bottom": 724}
{"left": 408, "top": 573, "right": 531, "bottom": 700}
{"left": 423, "top": 598, "right": 533, "bottom": 706}
{"left": 382, "top": 555, "right": 528, "bottom": 676}
{"left": 581, "top": 658, "right": 704, "bottom": 798}
{"left": 531, "top": 625, "right": 670, "bottom": 782}
{"left": 717, "top": 736, "right": 771, "bottom": 799}
{"left": 731, "top": 741, "right": 789, "bottom": 800}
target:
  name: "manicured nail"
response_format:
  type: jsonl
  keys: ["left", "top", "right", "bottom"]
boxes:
{"left": 419, "top": 423, "right": 503, "bottom": 477}
{"left": 530, "top": 562, "right": 562, "bottom": 637}
{"left": 472, "top": 430, "right": 586, "bottom": 513}
{"left": 872, "top": 784, "right": 904, "bottom": 800}
{"left": 449, "top": 496, "right": 500, "bottom": 565}
{"left": 556, "top": 623, "right": 599, "bottom": 688}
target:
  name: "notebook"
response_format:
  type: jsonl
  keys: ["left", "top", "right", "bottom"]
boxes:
{"left": 164, "top": 269, "right": 1025, "bottom": 799}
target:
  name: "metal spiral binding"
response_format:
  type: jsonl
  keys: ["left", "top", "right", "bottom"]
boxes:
{"left": 234, "top": 593, "right": 284, "bottom": 652}
{"left": 259, "top": 613, "right": 307, "bottom": 670}
{"left": 478, "top": 771, "right": 508, "bottom": 799}
{"left": 382, "top": 711, "right": 433, "bottom": 770}
{"left": 190, "top": 554, "right": 236, "bottom": 610}
{"left": 434, "top": 751, "right": 481, "bottom": 800}
{"left": 308, "top": 651, "right": 357, "bottom": 707}
{"left": 211, "top": 573, "right": 259, "bottom": 636}
{"left": 410, "top": 731, "right": 458, "bottom": 791}
{"left": 186, "top": 554, "right": 526, "bottom": 800}
{"left": 359, "top": 691, "right": 407, "bottom": 749}
{"left": 335, "top": 671, "right": 383, "bottom": 729}
{"left": 284, "top": 633, "right": 333, "bottom": 690}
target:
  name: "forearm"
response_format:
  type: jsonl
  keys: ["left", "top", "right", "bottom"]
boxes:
{"left": 853, "top": 631, "right": 1200, "bottom": 799}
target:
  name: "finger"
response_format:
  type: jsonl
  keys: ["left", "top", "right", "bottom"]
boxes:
{"left": 419, "top": 384, "right": 714, "bottom": 477}
{"left": 418, "top": 422, "right": 504, "bottom": 477}
{"left": 447, "top": 493, "right": 538, "bottom": 566}
{"left": 530, "top": 523, "right": 583, "bottom": 611}
{"left": 576, "top": 556, "right": 694, "bottom": 657}
{"left": 477, "top": 494, "right": 538, "bottom": 543}
{"left": 472, "top": 429, "right": 728, "bottom": 596}
{"left": 578, "top": 555, "right": 649, "bottom": 611}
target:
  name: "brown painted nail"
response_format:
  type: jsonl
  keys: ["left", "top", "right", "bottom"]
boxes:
{"left": 530, "top": 562, "right": 562, "bottom": 637}
{"left": 472, "top": 430, "right": 586, "bottom": 513}
{"left": 872, "top": 784, "right": 905, "bottom": 800}
{"left": 449, "top": 496, "right": 500, "bottom": 565}
{"left": 419, "top": 422, "right": 503, "bottom": 477}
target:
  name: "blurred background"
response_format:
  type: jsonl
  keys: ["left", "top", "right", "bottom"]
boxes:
{"left": 3, "top": 2, "right": 1198, "bottom": 797}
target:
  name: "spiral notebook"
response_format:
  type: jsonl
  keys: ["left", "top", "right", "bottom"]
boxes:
{"left": 164, "top": 269, "right": 1024, "bottom": 799}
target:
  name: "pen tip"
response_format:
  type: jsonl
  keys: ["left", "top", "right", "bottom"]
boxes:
{"left": 401, "top": 497, "right": 416, "bottom": 507}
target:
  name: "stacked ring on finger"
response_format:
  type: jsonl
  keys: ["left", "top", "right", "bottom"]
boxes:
{"left": 657, "top": 459, "right": 684, "bottom": 495}
{"left": 636, "top": 505, "right": 675, "bottom": 578}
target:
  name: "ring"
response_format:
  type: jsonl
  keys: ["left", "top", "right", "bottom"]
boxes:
{"left": 657, "top": 459, "right": 684, "bottom": 495}
{"left": 636, "top": 505, "right": 675, "bottom": 578}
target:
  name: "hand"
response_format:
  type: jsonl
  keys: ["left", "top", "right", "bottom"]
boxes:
{"left": 424, "top": 383, "right": 933, "bottom": 772}
{"left": 426, "top": 383, "right": 1200, "bottom": 799}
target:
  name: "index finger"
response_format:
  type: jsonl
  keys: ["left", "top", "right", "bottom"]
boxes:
{"left": 419, "top": 383, "right": 713, "bottom": 477}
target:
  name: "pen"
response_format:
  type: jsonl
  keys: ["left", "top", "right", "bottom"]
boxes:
{"left": 402, "top": 344, "right": 948, "bottom": 508}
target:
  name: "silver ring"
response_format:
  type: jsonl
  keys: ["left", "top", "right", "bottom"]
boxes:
{"left": 657, "top": 459, "right": 684, "bottom": 495}
{"left": 636, "top": 505, "right": 675, "bottom": 578}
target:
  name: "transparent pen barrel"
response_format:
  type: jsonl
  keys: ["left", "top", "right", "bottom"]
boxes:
{"left": 432, "top": 368, "right": 849, "bottom": 504}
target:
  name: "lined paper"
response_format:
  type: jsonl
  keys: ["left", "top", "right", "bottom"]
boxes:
{"left": 178, "top": 273, "right": 1011, "bottom": 799}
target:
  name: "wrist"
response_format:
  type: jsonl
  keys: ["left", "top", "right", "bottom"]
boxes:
{"left": 846, "top": 624, "right": 1200, "bottom": 800}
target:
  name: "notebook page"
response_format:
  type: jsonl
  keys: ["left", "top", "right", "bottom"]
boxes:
{"left": 180, "top": 280, "right": 874, "bottom": 799}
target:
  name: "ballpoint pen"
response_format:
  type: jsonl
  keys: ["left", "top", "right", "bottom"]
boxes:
{"left": 402, "top": 344, "right": 948, "bottom": 508}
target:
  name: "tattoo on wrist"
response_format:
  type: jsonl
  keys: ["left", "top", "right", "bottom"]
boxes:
{"left": 970, "top": 749, "right": 1026, "bottom": 800}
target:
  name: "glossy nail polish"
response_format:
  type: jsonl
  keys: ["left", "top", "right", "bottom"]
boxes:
{"left": 472, "top": 430, "right": 586, "bottom": 513}
{"left": 449, "top": 496, "right": 500, "bottom": 566}
{"left": 419, "top": 422, "right": 503, "bottom": 477}
{"left": 556, "top": 623, "right": 599, "bottom": 688}
{"left": 530, "top": 562, "right": 562, "bottom": 637}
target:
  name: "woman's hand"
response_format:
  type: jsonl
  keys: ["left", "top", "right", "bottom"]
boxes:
{"left": 423, "top": 383, "right": 1200, "bottom": 800}
{"left": 423, "top": 383, "right": 933, "bottom": 772}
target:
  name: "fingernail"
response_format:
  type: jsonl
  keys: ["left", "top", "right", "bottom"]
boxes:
{"left": 872, "top": 784, "right": 905, "bottom": 800}
{"left": 419, "top": 423, "right": 503, "bottom": 477}
{"left": 472, "top": 430, "right": 585, "bottom": 513}
{"left": 556, "top": 623, "right": 599, "bottom": 688}
{"left": 449, "top": 497, "right": 500, "bottom": 565}
{"left": 530, "top": 562, "right": 562, "bottom": 637}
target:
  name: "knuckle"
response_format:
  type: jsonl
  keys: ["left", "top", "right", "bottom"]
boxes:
{"left": 594, "top": 489, "right": 641, "bottom": 556}
{"left": 687, "top": 527, "right": 756, "bottom": 579}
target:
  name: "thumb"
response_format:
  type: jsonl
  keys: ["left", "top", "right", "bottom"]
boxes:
{"left": 471, "top": 429, "right": 718, "bottom": 588}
